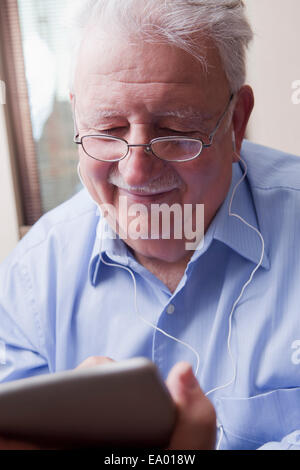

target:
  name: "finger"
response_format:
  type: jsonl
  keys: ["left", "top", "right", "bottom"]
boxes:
{"left": 166, "top": 362, "right": 216, "bottom": 450}
{"left": 166, "top": 361, "right": 202, "bottom": 405}
{"left": 0, "top": 436, "right": 40, "bottom": 450}
{"left": 76, "top": 356, "right": 115, "bottom": 369}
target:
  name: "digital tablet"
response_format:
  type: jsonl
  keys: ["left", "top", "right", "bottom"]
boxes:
{"left": 0, "top": 357, "right": 176, "bottom": 448}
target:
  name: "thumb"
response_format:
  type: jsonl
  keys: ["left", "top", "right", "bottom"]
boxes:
{"left": 166, "top": 362, "right": 217, "bottom": 450}
{"left": 166, "top": 361, "right": 202, "bottom": 405}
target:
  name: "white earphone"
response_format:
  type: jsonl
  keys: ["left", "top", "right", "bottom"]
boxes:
{"left": 77, "top": 132, "right": 265, "bottom": 449}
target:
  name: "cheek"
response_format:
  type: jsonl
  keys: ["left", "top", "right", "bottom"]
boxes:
{"left": 178, "top": 149, "right": 233, "bottom": 203}
{"left": 176, "top": 158, "right": 218, "bottom": 199}
{"left": 80, "top": 152, "right": 109, "bottom": 179}
{"left": 79, "top": 152, "right": 115, "bottom": 203}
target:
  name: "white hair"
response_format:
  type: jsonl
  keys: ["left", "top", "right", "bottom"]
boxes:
{"left": 70, "top": 0, "right": 253, "bottom": 93}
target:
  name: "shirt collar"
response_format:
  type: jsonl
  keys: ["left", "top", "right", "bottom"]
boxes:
{"left": 89, "top": 159, "right": 269, "bottom": 286}
{"left": 88, "top": 216, "right": 131, "bottom": 286}
{"left": 212, "top": 160, "right": 270, "bottom": 270}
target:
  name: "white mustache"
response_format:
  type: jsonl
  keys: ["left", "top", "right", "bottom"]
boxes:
{"left": 108, "top": 168, "right": 183, "bottom": 194}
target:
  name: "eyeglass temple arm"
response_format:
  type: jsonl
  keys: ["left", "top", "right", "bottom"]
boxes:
{"left": 204, "top": 93, "right": 234, "bottom": 148}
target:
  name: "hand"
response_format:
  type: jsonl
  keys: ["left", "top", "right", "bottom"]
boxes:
{"left": 166, "top": 361, "right": 216, "bottom": 450}
{"left": 76, "top": 356, "right": 115, "bottom": 369}
{"left": 0, "top": 436, "right": 40, "bottom": 450}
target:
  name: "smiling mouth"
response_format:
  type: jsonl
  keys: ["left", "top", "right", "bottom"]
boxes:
{"left": 108, "top": 166, "right": 183, "bottom": 200}
{"left": 119, "top": 187, "right": 177, "bottom": 196}
{"left": 116, "top": 187, "right": 179, "bottom": 201}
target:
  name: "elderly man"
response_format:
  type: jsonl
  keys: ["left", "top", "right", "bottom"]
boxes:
{"left": 0, "top": 0, "right": 300, "bottom": 450}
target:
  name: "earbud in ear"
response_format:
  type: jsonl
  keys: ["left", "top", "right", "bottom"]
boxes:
{"left": 77, "top": 162, "right": 85, "bottom": 187}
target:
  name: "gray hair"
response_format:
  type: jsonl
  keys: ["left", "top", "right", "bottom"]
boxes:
{"left": 70, "top": 0, "right": 253, "bottom": 93}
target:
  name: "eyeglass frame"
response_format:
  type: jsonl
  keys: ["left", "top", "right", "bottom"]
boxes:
{"left": 73, "top": 93, "right": 234, "bottom": 163}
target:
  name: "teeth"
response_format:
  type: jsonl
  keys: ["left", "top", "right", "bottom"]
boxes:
{"left": 122, "top": 187, "right": 176, "bottom": 195}
{"left": 117, "top": 186, "right": 177, "bottom": 195}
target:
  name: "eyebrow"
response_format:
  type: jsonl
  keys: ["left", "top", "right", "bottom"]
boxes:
{"left": 81, "top": 110, "right": 128, "bottom": 125}
{"left": 80, "top": 108, "right": 214, "bottom": 128}
{"left": 155, "top": 109, "right": 213, "bottom": 120}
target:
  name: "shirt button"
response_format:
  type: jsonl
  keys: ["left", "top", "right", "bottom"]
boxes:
{"left": 166, "top": 304, "right": 175, "bottom": 314}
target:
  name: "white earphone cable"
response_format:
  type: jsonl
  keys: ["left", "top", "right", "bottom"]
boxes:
{"left": 98, "top": 234, "right": 201, "bottom": 375}
{"left": 205, "top": 155, "right": 265, "bottom": 398}
{"left": 78, "top": 138, "right": 265, "bottom": 450}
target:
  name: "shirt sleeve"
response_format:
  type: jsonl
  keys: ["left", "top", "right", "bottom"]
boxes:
{"left": 0, "top": 254, "right": 49, "bottom": 383}
{"left": 258, "top": 430, "right": 300, "bottom": 450}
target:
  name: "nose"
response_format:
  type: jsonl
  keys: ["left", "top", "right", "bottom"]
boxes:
{"left": 117, "top": 127, "right": 165, "bottom": 187}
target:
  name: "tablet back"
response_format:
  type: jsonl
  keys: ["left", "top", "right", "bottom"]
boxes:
{"left": 0, "top": 358, "right": 176, "bottom": 448}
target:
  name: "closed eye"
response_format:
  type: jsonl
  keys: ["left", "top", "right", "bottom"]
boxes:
{"left": 159, "top": 127, "right": 202, "bottom": 137}
{"left": 100, "top": 127, "right": 127, "bottom": 135}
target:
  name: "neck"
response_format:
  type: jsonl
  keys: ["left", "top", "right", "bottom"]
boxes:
{"left": 134, "top": 251, "right": 193, "bottom": 293}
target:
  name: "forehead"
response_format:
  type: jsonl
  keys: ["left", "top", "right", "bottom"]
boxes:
{"left": 74, "top": 29, "right": 229, "bottom": 115}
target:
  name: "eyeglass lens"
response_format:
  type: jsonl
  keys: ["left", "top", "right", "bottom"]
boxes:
{"left": 81, "top": 135, "right": 203, "bottom": 162}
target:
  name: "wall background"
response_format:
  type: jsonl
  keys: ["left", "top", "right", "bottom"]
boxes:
{"left": 245, "top": 0, "right": 300, "bottom": 155}
{"left": 0, "top": 0, "right": 300, "bottom": 262}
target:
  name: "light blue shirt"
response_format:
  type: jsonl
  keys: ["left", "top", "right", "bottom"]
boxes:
{"left": 0, "top": 140, "right": 300, "bottom": 450}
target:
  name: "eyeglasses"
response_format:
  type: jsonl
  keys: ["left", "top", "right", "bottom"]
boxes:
{"left": 74, "top": 93, "right": 234, "bottom": 163}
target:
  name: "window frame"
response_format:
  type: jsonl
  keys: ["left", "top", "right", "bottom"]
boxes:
{"left": 0, "top": 0, "right": 42, "bottom": 230}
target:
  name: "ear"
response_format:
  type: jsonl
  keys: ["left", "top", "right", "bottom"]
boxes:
{"left": 232, "top": 85, "right": 254, "bottom": 160}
